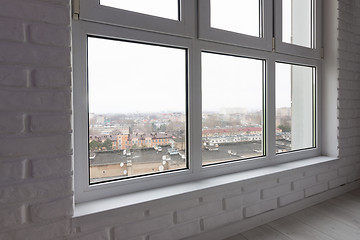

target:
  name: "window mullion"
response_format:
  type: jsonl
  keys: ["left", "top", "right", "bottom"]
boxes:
{"left": 189, "top": 41, "right": 203, "bottom": 173}
{"left": 267, "top": 57, "right": 277, "bottom": 160}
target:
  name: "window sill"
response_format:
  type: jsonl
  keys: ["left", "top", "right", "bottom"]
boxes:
{"left": 74, "top": 156, "right": 337, "bottom": 218}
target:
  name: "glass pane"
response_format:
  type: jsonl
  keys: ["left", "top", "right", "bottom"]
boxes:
{"left": 282, "top": 0, "right": 313, "bottom": 48}
{"left": 202, "top": 52, "right": 264, "bottom": 166}
{"left": 276, "top": 63, "right": 315, "bottom": 153}
{"left": 210, "top": 0, "right": 261, "bottom": 37}
{"left": 100, "top": 0, "right": 179, "bottom": 20}
{"left": 88, "top": 37, "right": 187, "bottom": 183}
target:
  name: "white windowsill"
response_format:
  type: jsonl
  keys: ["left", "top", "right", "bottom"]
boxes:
{"left": 74, "top": 156, "right": 337, "bottom": 218}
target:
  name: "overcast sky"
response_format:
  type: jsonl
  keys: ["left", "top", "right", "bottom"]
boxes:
{"left": 101, "top": 0, "right": 178, "bottom": 20}
{"left": 88, "top": 37, "right": 186, "bottom": 114}
{"left": 89, "top": 0, "right": 303, "bottom": 114}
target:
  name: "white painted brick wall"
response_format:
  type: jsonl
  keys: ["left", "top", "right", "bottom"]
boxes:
{"left": 76, "top": 229, "right": 110, "bottom": 240}
{"left": 292, "top": 175, "right": 317, "bottom": 190}
{"left": 0, "top": 205, "right": 25, "bottom": 228}
{"left": 149, "top": 220, "right": 201, "bottom": 240}
{"left": 224, "top": 190, "right": 261, "bottom": 211}
{"left": 29, "top": 197, "right": 73, "bottom": 221}
{"left": 329, "top": 176, "right": 347, "bottom": 189}
{"left": 305, "top": 183, "right": 329, "bottom": 198}
{"left": 336, "top": 0, "right": 360, "bottom": 191}
{"left": 32, "top": 68, "right": 71, "bottom": 88}
{"left": 0, "top": 18, "right": 25, "bottom": 42}
{"left": 0, "top": 0, "right": 359, "bottom": 240}
{"left": 201, "top": 208, "right": 243, "bottom": 231}
{"left": 0, "top": 1, "right": 72, "bottom": 238}
{"left": 114, "top": 214, "right": 173, "bottom": 239}
{"left": 31, "top": 155, "right": 72, "bottom": 178}
{"left": 317, "top": 170, "right": 338, "bottom": 183}
{"left": 75, "top": 230, "right": 111, "bottom": 240}
{"left": 278, "top": 191, "right": 304, "bottom": 207}
{"left": 176, "top": 201, "right": 223, "bottom": 224}
{"left": 0, "top": 66, "right": 30, "bottom": 88}
{"left": 0, "top": 160, "right": 25, "bottom": 182}
{"left": 261, "top": 183, "right": 291, "bottom": 199}
{"left": 0, "top": 219, "right": 71, "bottom": 240}
{"left": 244, "top": 199, "right": 277, "bottom": 218}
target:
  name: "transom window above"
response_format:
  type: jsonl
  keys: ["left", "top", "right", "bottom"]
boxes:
{"left": 100, "top": 0, "right": 180, "bottom": 20}
{"left": 210, "top": 0, "right": 262, "bottom": 37}
{"left": 282, "top": 0, "right": 313, "bottom": 48}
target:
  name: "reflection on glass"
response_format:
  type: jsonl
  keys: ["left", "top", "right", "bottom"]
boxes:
{"left": 276, "top": 63, "right": 315, "bottom": 153}
{"left": 202, "top": 52, "right": 264, "bottom": 166}
{"left": 210, "top": 0, "right": 261, "bottom": 37}
{"left": 88, "top": 37, "right": 187, "bottom": 183}
{"left": 100, "top": 0, "right": 179, "bottom": 20}
{"left": 282, "top": 0, "right": 313, "bottom": 48}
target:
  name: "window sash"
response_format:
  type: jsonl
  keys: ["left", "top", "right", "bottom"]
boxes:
{"left": 274, "top": 0, "right": 322, "bottom": 59}
{"left": 78, "top": 0, "right": 196, "bottom": 37}
{"left": 73, "top": 21, "right": 195, "bottom": 203}
{"left": 198, "top": 0, "right": 273, "bottom": 51}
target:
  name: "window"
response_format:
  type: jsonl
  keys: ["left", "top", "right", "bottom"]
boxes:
{"left": 87, "top": 37, "right": 187, "bottom": 183}
{"left": 73, "top": 0, "right": 322, "bottom": 202}
{"left": 210, "top": 0, "right": 261, "bottom": 37}
{"left": 275, "top": 62, "right": 316, "bottom": 153}
{"left": 282, "top": 0, "right": 313, "bottom": 48}
{"left": 275, "top": 0, "right": 321, "bottom": 58}
{"left": 100, "top": 0, "right": 179, "bottom": 20}
{"left": 202, "top": 52, "right": 265, "bottom": 165}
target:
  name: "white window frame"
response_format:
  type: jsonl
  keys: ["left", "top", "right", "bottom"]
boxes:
{"left": 72, "top": 0, "right": 322, "bottom": 203}
{"left": 77, "top": 0, "right": 196, "bottom": 37}
{"left": 274, "top": 0, "right": 322, "bottom": 59}
{"left": 198, "top": 0, "right": 273, "bottom": 51}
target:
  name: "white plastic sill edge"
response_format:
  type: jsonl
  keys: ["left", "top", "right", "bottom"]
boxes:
{"left": 74, "top": 156, "right": 337, "bottom": 218}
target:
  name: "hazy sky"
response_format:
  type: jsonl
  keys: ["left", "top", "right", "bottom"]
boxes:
{"left": 88, "top": 0, "right": 304, "bottom": 114}
{"left": 101, "top": 0, "right": 178, "bottom": 20}
{"left": 276, "top": 63, "right": 292, "bottom": 109}
{"left": 202, "top": 52, "right": 263, "bottom": 112}
{"left": 211, "top": 0, "right": 260, "bottom": 37}
{"left": 88, "top": 37, "right": 186, "bottom": 114}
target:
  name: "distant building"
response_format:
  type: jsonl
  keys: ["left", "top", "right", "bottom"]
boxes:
{"left": 90, "top": 132, "right": 173, "bottom": 151}
{"left": 202, "top": 127, "right": 282, "bottom": 137}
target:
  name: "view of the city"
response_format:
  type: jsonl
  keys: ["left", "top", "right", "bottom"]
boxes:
{"left": 202, "top": 109, "right": 264, "bottom": 165}
{"left": 88, "top": 108, "right": 293, "bottom": 183}
{"left": 88, "top": 37, "right": 188, "bottom": 183}
{"left": 89, "top": 112, "right": 186, "bottom": 183}
{"left": 87, "top": 37, "right": 304, "bottom": 184}
{"left": 201, "top": 52, "right": 266, "bottom": 165}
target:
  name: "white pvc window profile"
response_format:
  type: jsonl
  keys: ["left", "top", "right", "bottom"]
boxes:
{"left": 72, "top": 1, "right": 323, "bottom": 203}
{"left": 100, "top": 0, "right": 179, "bottom": 20}
{"left": 77, "top": 0, "right": 196, "bottom": 37}
{"left": 198, "top": 0, "right": 273, "bottom": 51}
{"left": 271, "top": 54, "right": 321, "bottom": 163}
{"left": 274, "top": 0, "right": 322, "bottom": 59}
{"left": 72, "top": 21, "right": 195, "bottom": 203}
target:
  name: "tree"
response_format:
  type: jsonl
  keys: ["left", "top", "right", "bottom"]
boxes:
{"left": 204, "top": 115, "right": 221, "bottom": 129}
{"left": 89, "top": 140, "right": 102, "bottom": 151}
{"left": 143, "top": 122, "right": 153, "bottom": 133}
{"left": 278, "top": 124, "right": 291, "bottom": 132}
{"left": 159, "top": 124, "right": 167, "bottom": 132}
{"left": 103, "top": 138, "right": 113, "bottom": 150}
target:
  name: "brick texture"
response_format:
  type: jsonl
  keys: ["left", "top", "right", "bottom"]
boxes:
{"left": 0, "top": 1, "right": 359, "bottom": 240}
{"left": 0, "top": 0, "right": 72, "bottom": 238}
